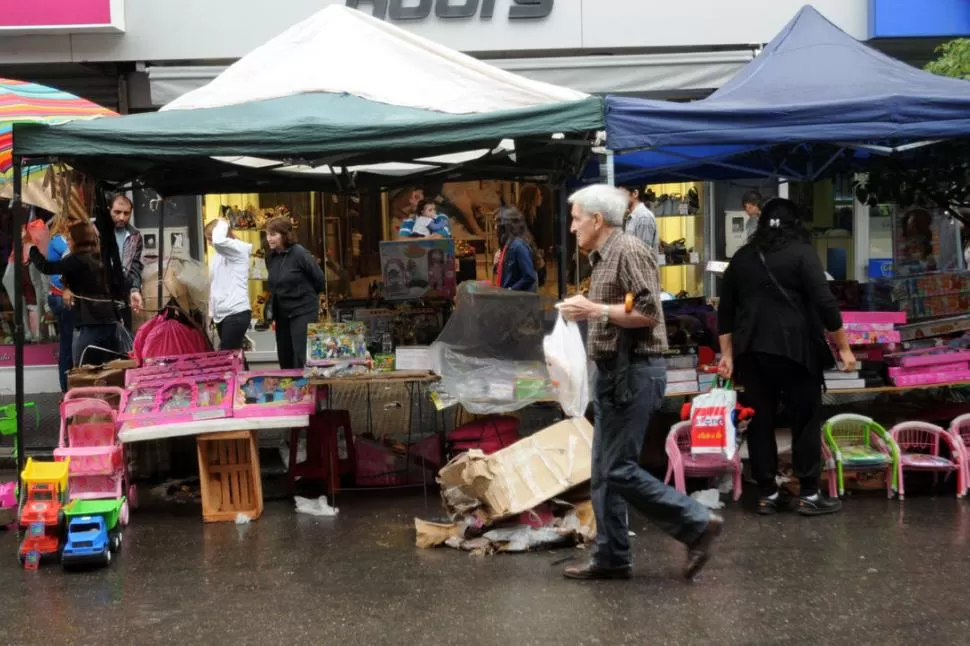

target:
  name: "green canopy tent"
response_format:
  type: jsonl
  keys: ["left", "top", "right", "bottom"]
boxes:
{"left": 7, "top": 5, "right": 604, "bottom": 474}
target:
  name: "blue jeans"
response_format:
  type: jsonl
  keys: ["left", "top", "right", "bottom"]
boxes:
{"left": 591, "top": 356, "right": 710, "bottom": 569}
{"left": 47, "top": 294, "right": 74, "bottom": 392}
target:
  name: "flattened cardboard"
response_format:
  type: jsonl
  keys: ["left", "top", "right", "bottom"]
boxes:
{"left": 437, "top": 417, "right": 593, "bottom": 521}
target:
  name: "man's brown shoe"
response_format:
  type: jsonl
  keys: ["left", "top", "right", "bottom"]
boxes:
{"left": 563, "top": 562, "right": 632, "bottom": 580}
{"left": 684, "top": 514, "right": 724, "bottom": 580}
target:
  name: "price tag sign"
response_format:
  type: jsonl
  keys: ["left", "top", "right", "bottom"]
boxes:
{"left": 678, "top": 203, "right": 690, "bottom": 215}
{"left": 657, "top": 253, "right": 667, "bottom": 266}
{"left": 689, "top": 252, "right": 700, "bottom": 264}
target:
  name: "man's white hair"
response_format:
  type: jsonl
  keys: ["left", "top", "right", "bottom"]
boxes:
{"left": 568, "top": 184, "right": 628, "bottom": 228}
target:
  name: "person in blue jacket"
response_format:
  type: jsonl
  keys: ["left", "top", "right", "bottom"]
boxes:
{"left": 46, "top": 216, "right": 80, "bottom": 392}
{"left": 495, "top": 207, "right": 537, "bottom": 292}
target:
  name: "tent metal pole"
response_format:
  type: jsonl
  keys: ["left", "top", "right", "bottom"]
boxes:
{"left": 11, "top": 158, "right": 25, "bottom": 478}
{"left": 557, "top": 186, "right": 568, "bottom": 300}
{"left": 156, "top": 196, "right": 166, "bottom": 306}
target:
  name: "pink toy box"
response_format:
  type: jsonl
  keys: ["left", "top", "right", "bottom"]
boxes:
{"left": 120, "top": 373, "right": 235, "bottom": 427}
{"left": 892, "top": 369, "right": 970, "bottom": 387}
{"left": 127, "top": 351, "right": 242, "bottom": 386}
{"left": 233, "top": 371, "right": 316, "bottom": 418}
{"left": 0, "top": 481, "right": 16, "bottom": 526}
{"left": 841, "top": 312, "right": 907, "bottom": 325}
{"left": 887, "top": 348, "right": 970, "bottom": 369}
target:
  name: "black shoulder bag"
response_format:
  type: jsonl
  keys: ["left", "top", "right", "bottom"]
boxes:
{"left": 757, "top": 250, "right": 837, "bottom": 372}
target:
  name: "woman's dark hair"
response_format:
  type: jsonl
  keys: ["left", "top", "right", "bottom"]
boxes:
{"left": 264, "top": 216, "right": 297, "bottom": 246}
{"left": 416, "top": 199, "right": 436, "bottom": 215}
{"left": 69, "top": 222, "right": 101, "bottom": 255}
{"left": 498, "top": 207, "right": 536, "bottom": 254}
{"left": 749, "top": 197, "right": 809, "bottom": 252}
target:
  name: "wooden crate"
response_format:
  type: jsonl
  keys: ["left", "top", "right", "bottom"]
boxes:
{"left": 196, "top": 430, "right": 263, "bottom": 523}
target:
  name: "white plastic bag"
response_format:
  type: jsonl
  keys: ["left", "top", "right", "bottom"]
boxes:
{"left": 688, "top": 384, "right": 738, "bottom": 459}
{"left": 543, "top": 315, "right": 589, "bottom": 418}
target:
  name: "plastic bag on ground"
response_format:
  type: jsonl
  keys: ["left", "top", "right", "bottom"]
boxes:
{"left": 295, "top": 496, "right": 339, "bottom": 517}
{"left": 543, "top": 314, "right": 589, "bottom": 418}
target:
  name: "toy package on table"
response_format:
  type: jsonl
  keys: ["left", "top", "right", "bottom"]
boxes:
{"left": 233, "top": 370, "right": 316, "bottom": 417}
{"left": 119, "top": 373, "right": 235, "bottom": 427}
{"left": 140, "top": 350, "right": 244, "bottom": 370}
{"left": 306, "top": 322, "right": 369, "bottom": 365}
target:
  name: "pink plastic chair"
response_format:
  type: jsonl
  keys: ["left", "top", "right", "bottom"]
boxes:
{"left": 948, "top": 414, "right": 970, "bottom": 495}
{"left": 889, "top": 421, "right": 966, "bottom": 500}
{"left": 664, "top": 421, "right": 742, "bottom": 502}
{"left": 820, "top": 440, "right": 841, "bottom": 499}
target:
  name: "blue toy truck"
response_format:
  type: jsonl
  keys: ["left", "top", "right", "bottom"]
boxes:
{"left": 61, "top": 499, "right": 124, "bottom": 569}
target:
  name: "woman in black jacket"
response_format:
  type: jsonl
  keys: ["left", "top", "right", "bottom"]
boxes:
{"left": 717, "top": 198, "right": 855, "bottom": 517}
{"left": 264, "top": 216, "right": 325, "bottom": 369}
{"left": 29, "top": 222, "right": 121, "bottom": 367}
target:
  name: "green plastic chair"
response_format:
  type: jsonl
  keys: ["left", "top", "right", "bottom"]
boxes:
{"left": 822, "top": 413, "right": 900, "bottom": 498}
{"left": 0, "top": 401, "right": 39, "bottom": 470}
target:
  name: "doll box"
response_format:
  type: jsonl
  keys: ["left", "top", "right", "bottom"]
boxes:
{"left": 306, "top": 322, "right": 369, "bottom": 365}
{"left": 142, "top": 350, "right": 243, "bottom": 369}
{"left": 127, "top": 365, "right": 235, "bottom": 387}
{"left": 887, "top": 348, "right": 970, "bottom": 368}
{"left": 119, "top": 374, "right": 235, "bottom": 427}
{"left": 891, "top": 369, "right": 970, "bottom": 387}
{"left": 233, "top": 371, "right": 316, "bottom": 418}
{"left": 841, "top": 311, "right": 907, "bottom": 325}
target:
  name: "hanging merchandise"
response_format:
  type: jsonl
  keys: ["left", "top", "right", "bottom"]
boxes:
{"left": 250, "top": 251, "right": 268, "bottom": 280}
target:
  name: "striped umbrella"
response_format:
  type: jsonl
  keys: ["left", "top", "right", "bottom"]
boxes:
{"left": 0, "top": 78, "right": 115, "bottom": 211}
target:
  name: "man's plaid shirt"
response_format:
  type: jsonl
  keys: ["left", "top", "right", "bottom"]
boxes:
{"left": 587, "top": 229, "right": 668, "bottom": 362}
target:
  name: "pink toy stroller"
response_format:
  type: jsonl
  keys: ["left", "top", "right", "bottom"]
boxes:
{"left": 53, "top": 387, "right": 135, "bottom": 525}
{"left": 890, "top": 421, "right": 967, "bottom": 499}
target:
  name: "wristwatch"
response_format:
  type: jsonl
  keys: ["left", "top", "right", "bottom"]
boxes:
{"left": 600, "top": 305, "right": 610, "bottom": 324}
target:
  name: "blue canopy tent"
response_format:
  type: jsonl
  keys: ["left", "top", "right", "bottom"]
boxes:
{"left": 599, "top": 4, "right": 970, "bottom": 183}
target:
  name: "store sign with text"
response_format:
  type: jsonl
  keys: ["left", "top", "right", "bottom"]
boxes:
{"left": 346, "top": 0, "right": 553, "bottom": 21}
{"left": 0, "top": 344, "right": 59, "bottom": 367}
{"left": 0, "top": 0, "right": 125, "bottom": 34}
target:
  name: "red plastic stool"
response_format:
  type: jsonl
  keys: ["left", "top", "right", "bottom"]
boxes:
{"left": 288, "top": 409, "right": 356, "bottom": 495}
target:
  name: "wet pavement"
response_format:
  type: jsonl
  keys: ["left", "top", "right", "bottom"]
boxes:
{"left": 2, "top": 490, "right": 970, "bottom": 646}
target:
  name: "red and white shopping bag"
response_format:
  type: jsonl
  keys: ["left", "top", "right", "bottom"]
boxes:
{"left": 689, "top": 381, "right": 737, "bottom": 459}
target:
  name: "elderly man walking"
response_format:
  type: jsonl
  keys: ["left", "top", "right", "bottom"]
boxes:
{"left": 557, "top": 184, "right": 723, "bottom": 581}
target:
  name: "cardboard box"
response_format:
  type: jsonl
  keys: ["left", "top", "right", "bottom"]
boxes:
{"left": 437, "top": 417, "right": 593, "bottom": 521}
{"left": 67, "top": 359, "right": 138, "bottom": 406}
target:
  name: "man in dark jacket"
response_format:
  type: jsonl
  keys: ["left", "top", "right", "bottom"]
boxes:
{"left": 109, "top": 194, "right": 144, "bottom": 330}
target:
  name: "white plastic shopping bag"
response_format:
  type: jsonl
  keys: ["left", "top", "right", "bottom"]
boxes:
{"left": 688, "top": 382, "right": 737, "bottom": 459}
{"left": 543, "top": 315, "right": 589, "bottom": 418}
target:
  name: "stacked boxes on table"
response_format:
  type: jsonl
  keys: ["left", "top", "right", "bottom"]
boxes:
{"left": 825, "top": 311, "right": 906, "bottom": 391}
{"left": 664, "top": 350, "right": 699, "bottom": 396}
{"left": 886, "top": 347, "right": 970, "bottom": 387}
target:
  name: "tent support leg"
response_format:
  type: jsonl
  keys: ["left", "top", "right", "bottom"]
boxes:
{"left": 11, "top": 158, "right": 25, "bottom": 479}
{"left": 557, "top": 187, "right": 568, "bottom": 300}
{"left": 156, "top": 197, "right": 166, "bottom": 307}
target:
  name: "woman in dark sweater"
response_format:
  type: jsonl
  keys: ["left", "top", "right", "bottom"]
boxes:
{"left": 494, "top": 207, "right": 537, "bottom": 293}
{"left": 29, "top": 222, "right": 120, "bottom": 367}
{"left": 264, "top": 216, "right": 325, "bottom": 369}
{"left": 717, "top": 198, "right": 855, "bottom": 517}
